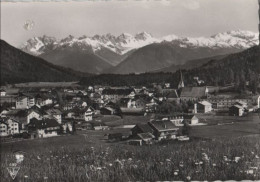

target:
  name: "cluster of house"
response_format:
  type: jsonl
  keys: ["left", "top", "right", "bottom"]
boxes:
{"left": 0, "top": 89, "right": 95, "bottom": 138}
{"left": 0, "top": 77, "right": 259, "bottom": 138}
{"left": 109, "top": 114, "right": 197, "bottom": 146}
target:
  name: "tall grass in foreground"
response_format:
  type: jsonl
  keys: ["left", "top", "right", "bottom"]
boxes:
{"left": 1, "top": 136, "right": 260, "bottom": 182}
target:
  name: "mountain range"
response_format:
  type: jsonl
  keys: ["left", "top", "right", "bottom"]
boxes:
{"left": 21, "top": 30, "right": 259, "bottom": 74}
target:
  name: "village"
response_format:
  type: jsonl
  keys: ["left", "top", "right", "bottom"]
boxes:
{"left": 0, "top": 74, "right": 260, "bottom": 146}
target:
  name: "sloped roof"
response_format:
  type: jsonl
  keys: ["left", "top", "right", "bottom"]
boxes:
{"left": 181, "top": 87, "right": 207, "bottom": 98}
{"left": 6, "top": 109, "right": 41, "bottom": 118}
{"left": 198, "top": 101, "right": 212, "bottom": 106}
{"left": 137, "top": 132, "right": 155, "bottom": 140}
{"left": 230, "top": 105, "right": 244, "bottom": 109}
{"left": 148, "top": 120, "right": 178, "bottom": 132}
{"left": 101, "top": 107, "right": 115, "bottom": 112}
{"left": 132, "top": 123, "right": 154, "bottom": 133}
{"left": 166, "top": 90, "right": 179, "bottom": 98}
{"left": 28, "top": 118, "right": 60, "bottom": 129}
{"left": 235, "top": 101, "right": 247, "bottom": 106}
{"left": 45, "top": 109, "right": 62, "bottom": 115}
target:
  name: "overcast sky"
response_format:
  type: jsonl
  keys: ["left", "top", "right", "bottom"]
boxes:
{"left": 1, "top": 0, "right": 259, "bottom": 47}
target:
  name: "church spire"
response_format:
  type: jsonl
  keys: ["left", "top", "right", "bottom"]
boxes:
{"left": 178, "top": 70, "right": 184, "bottom": 89}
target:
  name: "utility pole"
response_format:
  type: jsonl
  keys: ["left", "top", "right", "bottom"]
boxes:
{"left": 259, "top": 0, "right": 260, "bottom": 46}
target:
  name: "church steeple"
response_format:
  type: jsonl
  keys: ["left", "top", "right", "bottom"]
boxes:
{"left": 178, "top": 70, "right": 184, "bottom": 89}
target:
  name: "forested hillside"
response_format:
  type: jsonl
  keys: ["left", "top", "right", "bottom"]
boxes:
{"left": 0, "top": 40, "right": 84, "bottom": 84}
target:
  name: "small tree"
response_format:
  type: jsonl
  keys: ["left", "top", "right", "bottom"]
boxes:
{"left": 66, "top": 126, "right": 70, "bottom": 134}
{"left": 72, "top": 121, "right": 76, "bottom": 134}
{"left": 182, "top": 121, "right": 191, "bottom": 136}
{"left": 59, "top": 125, "right": 64, "bottom": 135}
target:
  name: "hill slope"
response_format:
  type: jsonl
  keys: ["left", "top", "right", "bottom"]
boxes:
{"left": 0, "top": 40, "right": 81, "bottom": 84}
{"left": 109, "top": 42, "right": 244, "bottom": 74}
{"left": 40, "top": 48, "right": 113, "bottom": 74}
{"left": 154, "top": 54, "right": 227, "bottom": 73}
{"left": 183, "top": 46, "right": 260, "bottom": 86}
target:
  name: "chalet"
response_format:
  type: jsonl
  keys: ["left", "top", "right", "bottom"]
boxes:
{"left": 229, "top": 105, "right": 244, "bottom": 116}
{"left": 145, "top": 97, "right": 158, "bottom": 113}
{"left": 180, "top": 87, "right": 208, "bottom": 101}
{"left": 183, "top": 115, "right": 199, "bottom": 125}
{"left": 0, "top": 117, "right": 20, "bottom": 136}
{"left": 148, "top": 120, "right": 179, "bottom": 140}
{"left": 16, "top": 96, "right": 35, "bottom": 109}
{"left": 5, "top": 118, "right": 20, "bottom": 135}
{"left": 35, "top": 94, "right": 53, "bottom": 106}
{"left": 197, "top": 101, "right": 212, "bottom": 113}
{"left": 61, "top": 119, "right": 73, "bottom": 133}
{"left": 100, "top": 107, "right": 116, "bottom": 115}
{"left": 45, "top": 109, "right": 62, "bottom": 124}
{"left": 0, "top": 89, "right": 6, "bottom": 96}
{"left": 137, "top": 133, "right": 155, "bottom": 145}
{"left": 68, "top": 107, "right": 94, "bottom": 121}
{"left": 73, "top": 100, "right": 88, "bottom": 108}
{"left": 27, "top": 118, "right": 61, "bottom": 138}
{"left": 131, "top": 123, "right": 154, "bottom": 136}
{"left": 102, "top": 88, "right": 135, "bottom": 102}
{"left": 0, "top": 120, "right": 8, "bottom": 136}
{"left": 6, "top": 109, "right": 42, "bottom": 126}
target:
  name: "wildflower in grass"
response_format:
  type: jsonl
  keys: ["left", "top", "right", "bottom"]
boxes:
{"left": 255, "top": 155, "right": 259, "bottom": 159}
{"left": 131, "top": 164, "right": 138, "bottom": 169}
{"left": 179, "top": 163, "right": 184, "bottom": 167}
{"left": 234, "top": 157, "right": 241, "bottom": 163}
{"left": 43, "top": 177, "right": 48, "bottom": 182}
{"left": 251, "top": 152, "right": 255, "bottom": 155}
{"left": 246, "top": 169, "right": 254, "bottom": 174}
{"left": 250, "top": 167, "right": 258, "bottom": 170}
{"left": 199, "top": 161, "right": 203, "bottom": 165}
{"left": 108, "top": 163, "right": 113, "bottom": 167}
{"left": 174, "top": 171, "right": 178, "bottom": 176}
{"left": 128, "top": 158, "right": 132, "bottom": 161}
{"left": 195, "top": 162, "right": 199, "bottom": 165}
{"left": 212, "top": 163, "right": 216, "bottom": 167}
{"left": 96, "top": 167, "right": 102, "bottom": 170}
{"left": 166, "top": 159, "right": 171, "bottom": 162}
{"left": 37, "top": 156, "right": 41, "bottom": 160}
{"left": 186, "top": 176, "right": 191, "bottom": 180}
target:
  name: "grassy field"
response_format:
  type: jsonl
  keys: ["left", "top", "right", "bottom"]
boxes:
{"left": 1, "top": 135, "right": 260, "bottom": 181}
{"left": 1, "top": 114, "right": 259, "bottom": 181}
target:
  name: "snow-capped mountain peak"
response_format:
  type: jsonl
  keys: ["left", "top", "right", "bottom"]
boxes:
{"left": 135, "top": 31, "right": 153, "bottom": 40}
{"left": 21, "top": 30, "right": 258, "bottom": 56}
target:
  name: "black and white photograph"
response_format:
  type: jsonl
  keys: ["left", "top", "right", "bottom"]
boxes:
{"left": 1, "top": 0, "right": 260, "bottom": 181}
